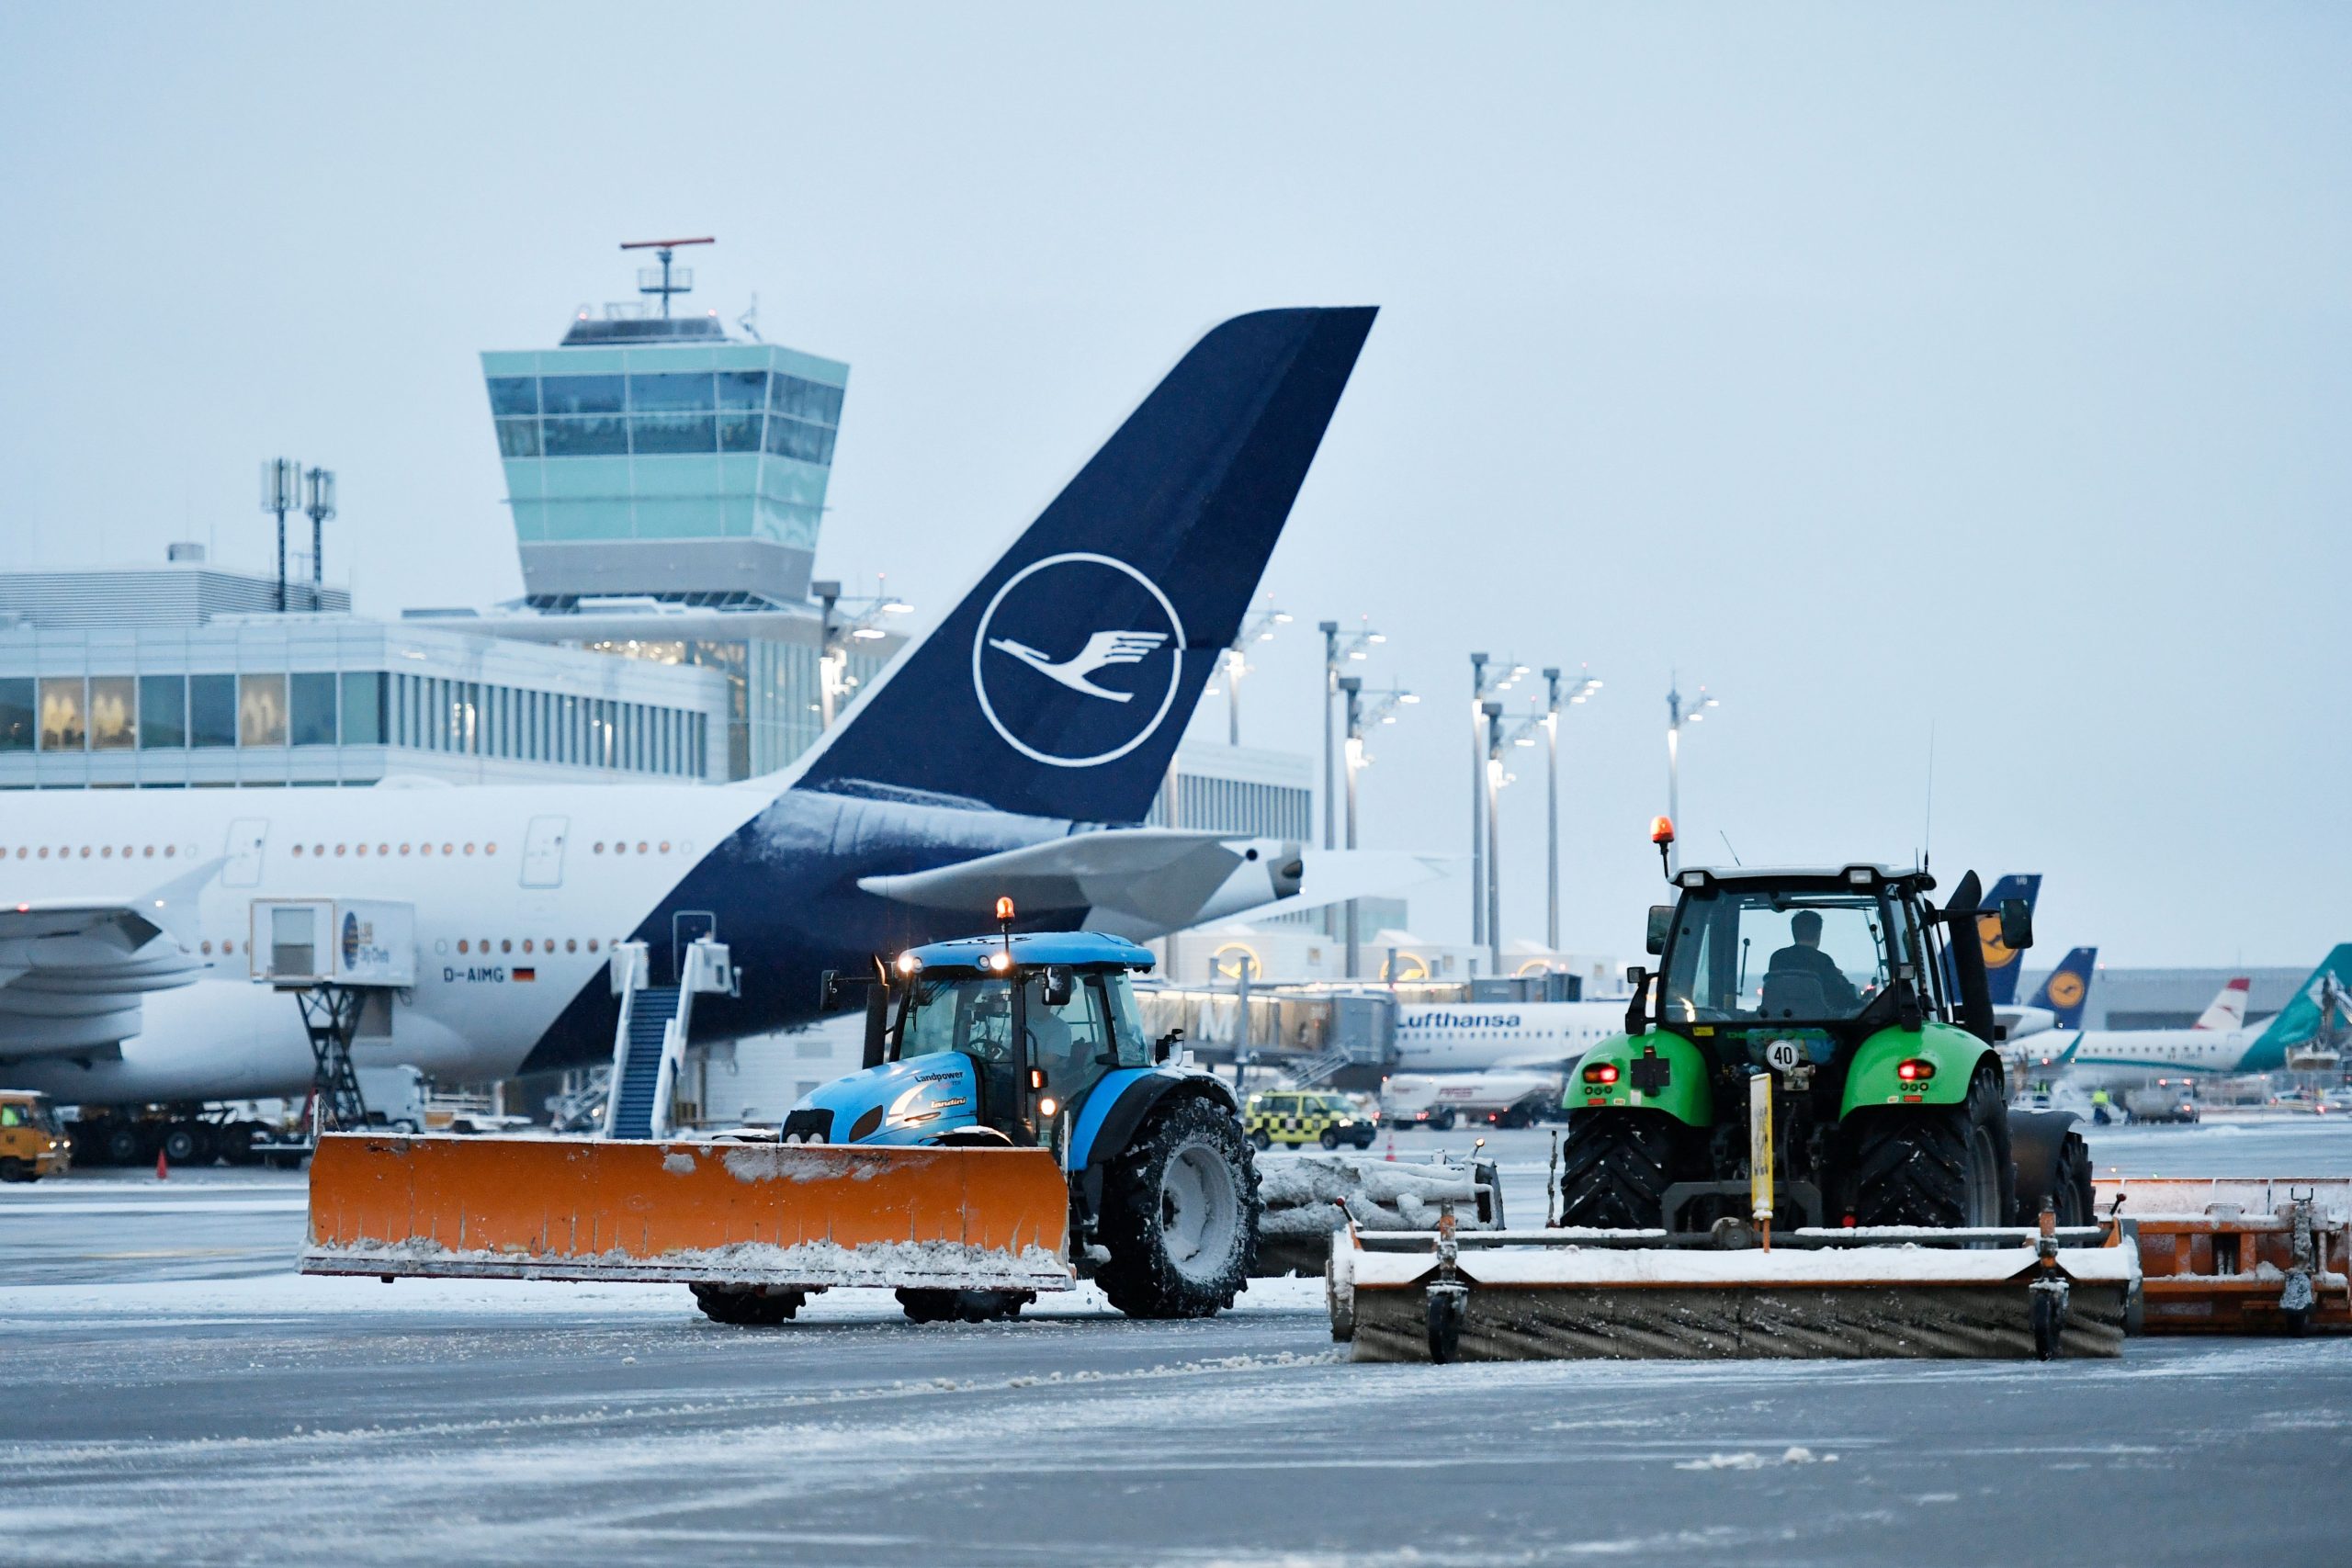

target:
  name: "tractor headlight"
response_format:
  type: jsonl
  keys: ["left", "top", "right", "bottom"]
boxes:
{"left": 1038, "top": 1096, "right": 1059, "bottom": 1118}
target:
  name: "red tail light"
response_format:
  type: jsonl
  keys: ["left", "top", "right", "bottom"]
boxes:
{"left": 1581, "top": 1062, "right": 1621, "bottom": 1085}
{"left": 1895, "top": 1058, "right": 1935, "bottom": 1082}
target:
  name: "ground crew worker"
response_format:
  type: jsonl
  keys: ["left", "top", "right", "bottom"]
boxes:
{"left": 2091, "top": 1087, "right": 2113, "bottom": 1125}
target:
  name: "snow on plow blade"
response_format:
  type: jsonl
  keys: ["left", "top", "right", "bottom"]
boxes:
{"left": 1254, "top": 1153, "right": 1506, "bottom": 1277}
{"left": 301, "top": 1134, "right": 1075, "bottom": 1292}
{"left": 1330, "top": 1225, "right": 2140, "bottom": 1361}
{"left": 2099, "top": 1178, "right": 2351, "bottom": 1335}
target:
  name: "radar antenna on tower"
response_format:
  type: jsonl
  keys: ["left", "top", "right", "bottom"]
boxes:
{"left": 620, "top": 235, "right": 715, "bottom": 319}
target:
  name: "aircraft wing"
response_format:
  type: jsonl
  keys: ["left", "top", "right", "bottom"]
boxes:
{"left": 0, "top": 862, "right": 215, "bottom": 1059}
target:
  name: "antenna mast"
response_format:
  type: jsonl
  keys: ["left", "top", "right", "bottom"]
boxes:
{"left": 620, "top": 235, "right": 715, "bottom": 319}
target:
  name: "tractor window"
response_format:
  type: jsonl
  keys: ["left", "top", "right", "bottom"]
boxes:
{"left": 1023, "top": 972, "right": 1113, "bottom": 1103}
{"left": 1100, "top": 972, "right": 1151, "bottom": 1067}
{"left": 1663, "top": 890, "right": 1894, "bottom": 1022}
{"left": 899, "top": 977, "right": 1016, "bottom": 1065}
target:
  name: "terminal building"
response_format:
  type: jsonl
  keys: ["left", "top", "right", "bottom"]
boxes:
{"left": 0, "top": 552, "right": 727, "bottom": 788}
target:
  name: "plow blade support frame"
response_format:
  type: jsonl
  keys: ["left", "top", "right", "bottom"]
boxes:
{"left": 302, "top": 1134, "right": 1075, "bottom": 1292}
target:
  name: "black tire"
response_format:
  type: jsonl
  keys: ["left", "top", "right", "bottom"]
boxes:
{"left": 0, "top": 1159, "right": 30, "bottom": 1183}
{"left": 689, "top": 1283, "right": 808, "bottom": 1325}
{"left": 103, "top": 1123, "right": 143, "bottom": 1166}
{"left": 1555, "top": 1110, "right": 1681, "bottom": 1229}
{"left": 216, "top": 1122, "right": 265, "bottom": 1167}
{"left": 1318, "top": 1127, "right": 1340, "bottom": 1150}
{"left": 1250, "top": 1130, "right": 1272, "bottom": 1151}
{"left": 1093, "top": 1094, "right": 1261, "bottom": 1319}
{"left": 2050, "top": 1131, "right": 2094, "bottom": 1227}
{"left": 1851, "top": 1068, "right": 2014, "bottom": 1230}
{"left": 1425, "top": 1283, "right": 1466, "bottom": 1364}
{"left": 2030, "top": 1288, "right": 2064, "bottom": 1361}
{"left": 161, "top": 1124, "right": 206, "bottom": 1167}
{"left": 1430, "top": 1109, "right": 1456, "bottom": 1132}
{"left": 896, "top": 1288, "right": 1035, "bottom": 1324}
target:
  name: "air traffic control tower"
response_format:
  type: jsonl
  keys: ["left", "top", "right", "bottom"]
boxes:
{"left": 428, "top": 241, "right": 900, "bottom": 779}
{"left": 482, "top": 239, "right": 847, "bottom": 604}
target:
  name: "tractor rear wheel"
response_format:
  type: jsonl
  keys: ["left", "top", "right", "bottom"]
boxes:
{"left": 1555, "top": 1110, "right": 1681, "bottom": 1229}
{"left": 896, "top": 1288, "right": 1035, "bottom": 1324}
{"left": 689, "top": 1284, "right": 808, "bottom": 1326}
{"left": 1094, "top": 1095, "right": 1261, "bottom": 1318}
{"left": 1850, "top": 1069, "right": 2014, "bottom": 1229}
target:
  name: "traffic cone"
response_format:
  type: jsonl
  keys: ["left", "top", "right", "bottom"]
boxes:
{"left": 1384, "top": 1131, "right": 1396, "bottom": 1162}
{"left": 155, "top": 1146, "right": 168, "bottom": 1180}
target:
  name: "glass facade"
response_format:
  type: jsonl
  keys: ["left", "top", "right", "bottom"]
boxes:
{"left": 579, "top": 635, "right": 885, "bottom": 781}
{"left": 483, "top": 344, "right": 848, "bottom": 557}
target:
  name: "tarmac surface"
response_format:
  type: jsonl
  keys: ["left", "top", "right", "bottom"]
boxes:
{"left": 5, "top": 1121, "right": 2349, "bottom": 1566}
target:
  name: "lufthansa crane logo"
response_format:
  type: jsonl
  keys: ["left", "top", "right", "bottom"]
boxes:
{"left": 2045, "top": 971, "right": 2086, "bottom": 1010}
{"left": 972, "top": 552, "right": 1185, "bottom": 768}
{"left": 1977, "top": 912, "right": 2017, "bottom": 970}
{"left": 341, "top": 911, "right": 360, "bottom": 968}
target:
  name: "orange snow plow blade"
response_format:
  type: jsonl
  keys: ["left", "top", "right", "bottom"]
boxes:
{"left": 301, "top": 1134, "right": 1075, "bottom": 1292}
{"left": 2098, "top": 1178, "right": 2351, "bottom": 1335}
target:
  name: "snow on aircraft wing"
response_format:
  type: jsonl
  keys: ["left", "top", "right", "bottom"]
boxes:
{"left": 858, "top": 829, "right": 1298, "bottom": 935}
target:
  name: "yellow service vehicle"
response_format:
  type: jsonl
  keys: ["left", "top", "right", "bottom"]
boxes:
{"left": 0, "top": 1091, "right": 70, "bottom": 1182}
{"left": 1244, "top": 1090, "right": 1376, "bottom": 1151}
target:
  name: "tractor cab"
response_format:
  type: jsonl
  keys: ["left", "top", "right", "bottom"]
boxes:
{"left": 792, "top": 929, "right": 1166, "bottom": 1152}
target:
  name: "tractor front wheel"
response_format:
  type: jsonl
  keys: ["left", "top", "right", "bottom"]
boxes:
{"left": 1555, "top": 1110, "right": 1682, "bottom": 1230}
{"left": 1095, "top": 1096, "right": 1261, "bottom": 1318}
{"left": 896, "top": 1289, "right": 1034, "bottom": 1324}
{"left": 689, "top": 1284, "right": 808, "bottom": 1326}
{"left": 1850, "top": 1070, "right": 2014, "bottom": 1229}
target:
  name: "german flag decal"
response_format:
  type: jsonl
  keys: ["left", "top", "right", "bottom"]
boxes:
{"left": 513, "top": 967, "right": 537, "bottom": 982}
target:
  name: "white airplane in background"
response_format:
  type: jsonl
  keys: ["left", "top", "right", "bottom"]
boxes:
{"left": 2026, "top": 948, "right": 2352, "bottom": 1092}
{"left": 1392, "top": 1001, "right": 1627, "bottom": 1073}
{"left": 0, "top": 308, "right": 1419, "bottom": 1111}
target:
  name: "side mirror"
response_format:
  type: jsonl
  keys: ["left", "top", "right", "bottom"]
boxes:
{"left": 1998, "top": 898, "right": 2034, "bottom": 953}
{"left": 1154, "top": 1027, "right": 1185, "bottom": 1065}
{"left": 1645, "top": 905, "right": 1674, "bottom": 956}
{"left": 1623, "top": 965, "right": 1649, "bottom": 1035}
{"left": 1895, "top": 962, "right": 1922, "bottom": 1031}
{"left": 1041, "top": 966, "right": 1074, "bottom": 1009}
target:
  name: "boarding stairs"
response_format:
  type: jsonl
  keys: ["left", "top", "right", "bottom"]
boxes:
{"left": 601, "top": 938, "right": 736, "bottom": 1140}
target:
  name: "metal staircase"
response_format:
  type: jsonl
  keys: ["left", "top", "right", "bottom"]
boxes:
{"left": 600, "top": 938, "right": 737, "bottom": 1140}
{"left": 608, "top": 986, "right": 677, "bottom": 1139}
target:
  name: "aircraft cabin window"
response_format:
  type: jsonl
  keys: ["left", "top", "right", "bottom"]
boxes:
{"left": 458, "top": 941, "right": 469, "bottom": 954}
{"left": 566, "top": 940, "right": 577, "bottom": 953}
{"left": 501, "top": 940, "right": 512, "bottom": 953}
{"left": 401, "top": 843, "right": 412, "bottom": 855}
{"left": 587, "top": 940, "right": 600, "bottom": 953}
{"left": 522, "top": 940, "right": 533, "bottom": 953}
{"left": 464, "top": 843, "right": 476, "bottom": 856}
{"left": 200, "top": 941, "right": 211, "bottom": 955}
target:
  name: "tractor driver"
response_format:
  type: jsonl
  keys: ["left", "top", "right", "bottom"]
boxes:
{"left": 1767, "top": 909, "right": 1860, "bottom": 1014}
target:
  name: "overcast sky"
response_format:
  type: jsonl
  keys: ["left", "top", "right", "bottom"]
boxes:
{"left": 4, "top": 4, "right": 2346, "bottom": 966}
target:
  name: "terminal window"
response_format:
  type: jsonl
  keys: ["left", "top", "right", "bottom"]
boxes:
{"left": 188, "top": 675, "right": 236, "bottom": 748}
{"left": 139, "top": 676, "right": 187, "bottom": 748}
{"left": 0, "top": 678, "right": 32, "bottom": 751}
{"left": 493, "top": 370, "right": 842, "bottom": 466}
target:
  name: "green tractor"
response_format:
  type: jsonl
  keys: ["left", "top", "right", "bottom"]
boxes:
{"left": 1560, "top": 841, "right": 2093, "bottom": 1236}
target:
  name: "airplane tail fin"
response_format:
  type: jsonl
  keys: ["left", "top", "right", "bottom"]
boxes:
{"left": 2028, "top": 945, "right": 2098, "bottom": 1030}
{"left": 1976, "top": 874, "right": 2041, "bottom": 1005}
{"left": 2192, "top": 976, "right": 2251, "bottom": 1032}
{"left": 2243, "top": 943, "right": 2352, "bottom": 1070}
{"left": 790, "top": 308, "right": 1377, "bottom": 823}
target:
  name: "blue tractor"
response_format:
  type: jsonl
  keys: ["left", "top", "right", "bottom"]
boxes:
{"left": 692, "top": 928, "right": 1261, "bottom": 1326}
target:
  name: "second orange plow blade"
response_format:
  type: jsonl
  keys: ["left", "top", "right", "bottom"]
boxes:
{"left": 301, "top": 1134, "right": 1074, "bottom": 1292}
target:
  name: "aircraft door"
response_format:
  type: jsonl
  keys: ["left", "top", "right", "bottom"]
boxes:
{"left": 222, "top": 818, "right": 268, "bottom": 887}
{"left": 671, "top": 909, "right": 716, "bottom": 986}
{"left": 521, "top": 815, "right": 568, "bottom": 888}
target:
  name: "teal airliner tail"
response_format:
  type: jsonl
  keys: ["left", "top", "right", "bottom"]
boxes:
{"left": 2241, "top": 943, "right": 2352, "bottom": 1071}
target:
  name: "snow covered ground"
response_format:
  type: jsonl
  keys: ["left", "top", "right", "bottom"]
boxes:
{"left": 4, "top": 1121, "right": 2350, "bottom": 1564}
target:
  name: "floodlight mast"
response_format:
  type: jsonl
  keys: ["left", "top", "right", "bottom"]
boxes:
{"left": 620, "top": 236, "right": 715, "bottom": 319}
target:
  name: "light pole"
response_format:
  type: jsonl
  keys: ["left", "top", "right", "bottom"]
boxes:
{"left": 812, "top": 576, "right": 913, "bottom": 729}
{"left": 1664, "top": 672, "right": 1720, "bottom": 874}
{"left": 1483, "top": 699, "right": 1505, "bottom": 976}
{"left": 1337, "top": 678, "right": 1415, "bottom": 979}
{"left": 302, "top": 467, "right": 336, "bottom": 612}
{"left": 1223, "top": 604, "right": 1290, "bottom": 746}
{"left": 1540, "top": 667, "right": 1602, "bottom": 952}
{"left": 1321, "top": 620, "right": 1379, "bottom": 852}
{"left": 259, "top": 457, "right": 301, "bottom": 614}
{"left": 1467, "top": 653, "right": 1521, "bottom": 947}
